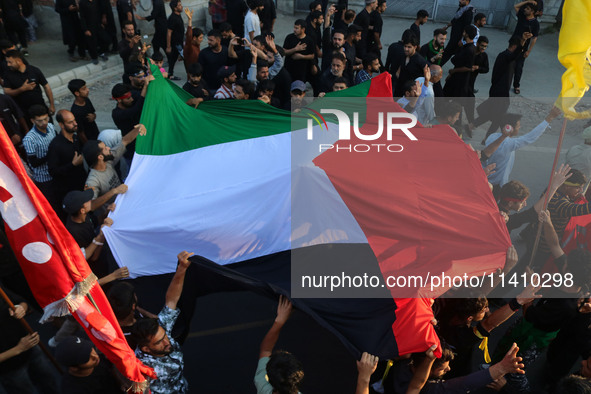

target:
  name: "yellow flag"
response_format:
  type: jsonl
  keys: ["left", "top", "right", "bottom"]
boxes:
{"left": 556, "top": 0, "right": 591, "bottom": 119}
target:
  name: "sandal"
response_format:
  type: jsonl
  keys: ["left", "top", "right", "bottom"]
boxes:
{"left": 514, "top": 87, "right": 520, "bottom": 94}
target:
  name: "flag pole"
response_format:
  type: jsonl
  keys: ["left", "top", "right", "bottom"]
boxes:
{"left": 527, "top": 118, "right": 569, "bottom": 268}
{"left": 0, "top": 286, "right": 63, "bottom": 373}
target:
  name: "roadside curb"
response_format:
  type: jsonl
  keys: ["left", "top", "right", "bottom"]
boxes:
{"left": 49, "top": 57, "right": 124, "bottom": 101}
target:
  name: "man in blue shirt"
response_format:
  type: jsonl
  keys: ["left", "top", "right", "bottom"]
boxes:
{"left": 484, "top": 106, "right": 561, "bottom": 190}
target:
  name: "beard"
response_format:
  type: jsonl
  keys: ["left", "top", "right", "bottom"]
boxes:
{"left": 103, "top": 154, "right": 115, "bottom": 162}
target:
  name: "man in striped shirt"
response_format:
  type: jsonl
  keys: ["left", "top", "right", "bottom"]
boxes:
{"left": 22, "top": 104, "right": 57, "bottom": 205}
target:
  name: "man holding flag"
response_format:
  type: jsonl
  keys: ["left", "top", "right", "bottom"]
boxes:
{"left": 0, "top": 121, "right": 155, "bottom": 392}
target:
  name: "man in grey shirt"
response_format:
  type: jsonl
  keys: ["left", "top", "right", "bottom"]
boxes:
{"left": 82, "top": 124, "right": 146, "bottom": 212}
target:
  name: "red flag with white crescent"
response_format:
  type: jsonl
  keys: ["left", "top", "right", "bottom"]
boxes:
{"left": 0, "top": 124, "right": 155, "bottom": 392}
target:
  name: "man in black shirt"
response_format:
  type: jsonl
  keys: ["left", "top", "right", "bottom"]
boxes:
{"left": 135, "top": 0, "right": 167, "bottom": 55}
{"left": 321, "top": 26, "right": 345, "bottom": 72}
{"left": 3, "top": 50, "right": 55, "bottom": 123}
{"left": 55, "top": 0, "right": 87, "bottom": 61}
{"left": 409, "top": 9, "right": 428, "bottom": 46}
{"left": 183, "top": 63, "right": 209, "bottom": 99}
{"left": 474, "top": 34, "right": 529, "bottom": 141}
{"left": 63, "top": 190, "right": 112, "bottom": 268}
{"left": 55, "top": 336, "right": 124, "bottom": 394}
{"left": 118, "top": 21, "right": 142, "bottom": 66}
{"left": 469, "top": 36, "right": 489, "bottom": 94}
{"left": 444, "top": 25, "right": 476, "bottom": 135}
{"left": 306, "top": 10, "right": 323, "bottom": 61}
{"left": 68, "top": 79, "right": 100, "bottom": 141}
{"left": 79, "top": 0, "right": 110, "bottom": 65}
{"left": 394, "top": 33, "right": 427, "bottom": 97}
{"left": 342, "top": 24, "right": 362, "bottom": 83}
{"left": 48, "top": 110, "right": 87, "bottom": 218}
{"left": 385, "top": 29, "right": 415, "bottom": 94}
{"left": 199, "top": 29, "right": 229, "bottom": 90}
{"left": 441, "top": 0, "right": 474, "bottom": 66}
{"left": 353, "top": 0, "right": 376, "bottom": 59}
{"left": 0, "top": 93, "right": 28, "bottom": 147}
{"left": 116, "top": 0, "right": 136, "bottom": 31}
{"left": 259, "top": 0, "right": 276, "bottom": 33}
{"left": 0, "top": 286, "right": 59, "bottom": 393}
{"left": 511, "top": 1, "right": 540, "bottom": 94}
{"left": 283, "top": 19, "right": 315, "bottom": 83}
{"left": 111, "top": 78, "right": 152, "bottom": 165}
{"left": 166, "top": 0, "right": 185, "bottom": 81}
{"left": 368, "top": 0, "right": 386, "bottom": 65}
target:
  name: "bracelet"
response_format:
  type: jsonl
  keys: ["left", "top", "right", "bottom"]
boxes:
{"left": 92, "top": 239, "right": 104, "bottom": 246}
{"left": 508, "top": 298, "right": 521, "bottom": 311}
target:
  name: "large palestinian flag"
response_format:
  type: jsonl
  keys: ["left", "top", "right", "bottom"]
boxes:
{"left": 103, "top": 71, "right": 510, "bottom": 359}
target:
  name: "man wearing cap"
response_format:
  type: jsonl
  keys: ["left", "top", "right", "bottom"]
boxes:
{"left": 214, "top": 65, "right": 237, "bottom": 99}
{"left": 83, "top": 124, "right": 146, "bottom": 214}
{"left": 111, "top": 76, "right": 153, "bottom": 168}
{"left": 55, "top": 336, "right": 125, "bottom": 393}
{"left": 283, "top": 80, "right": 307, "bottom": 111}
{"left": 131, "top": 251, "right": 193, "bottom": 394}
{"left": 47, "top": 110, "right": 87, "bottom": 220}
{"left": 63, "top": 189, "right": 113, "bottom": 262}
{"left": 566, "top": 126, "right": 591, "bottom": 193}
{"left": 124, "top": 62, "right": 148, "bottom": 99}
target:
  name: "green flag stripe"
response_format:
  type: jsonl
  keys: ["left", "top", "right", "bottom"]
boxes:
{"left": 137, "top": 74, "right": 372, "bottom": 156}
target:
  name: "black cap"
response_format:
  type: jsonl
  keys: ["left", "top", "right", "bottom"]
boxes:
{"left": 62, "top": 189, "right": 94, "bottom": 214}
{"left": 125, "top": 62, "right": 146, "bottom": 77}
{"left": 217, "top": 65, "right": 236, "bottom": 79}
{"left": 55, "top": 336, "right": 94, "bottom": 367}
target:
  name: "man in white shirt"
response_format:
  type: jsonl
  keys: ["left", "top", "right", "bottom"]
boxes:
{"left": 244, "top": 0, "right": 263, "bottom": 43}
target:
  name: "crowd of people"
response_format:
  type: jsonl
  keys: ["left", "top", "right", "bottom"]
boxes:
{"left": 2, "top": 0, "right": 591, "bottom": 392}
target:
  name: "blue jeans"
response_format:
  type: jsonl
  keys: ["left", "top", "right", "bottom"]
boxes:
{"left": 0, "top": 346, "right": 59, "bottom": 394}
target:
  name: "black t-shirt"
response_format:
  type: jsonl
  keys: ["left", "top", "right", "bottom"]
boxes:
{"left": 71, "top": 98, "right": 100, "bottom": 140}
{"left": 61, "top": 355, "right": 124, "bottom": 394}
{"left": 353, "top": 8, "right": 370, "bottom": 56}
{"left": 47, "top": 133, "right": 87, "bottom": 201}
{"left": 0, "top": 94, "right": 24, "bottom": 137}
{"left": 512, "top": 8, "right": 540, "bottom": 50}
{"left": 0, "top": 287, "right": 30, "bottom": 371}
{"left": 111, "top": 96, "right": 145, "bottom": 159}
{"left": 443, "top": 43, "right": 475, "bottom": 97}
{"left": 183, "top": 80, "right": 209, "bottom": 99}
{"left": 116, "top": 0, "right": 135, "bottom": 28}
{"left": 395, "top": 52, "right": 427, "bottom": 96}
{"left": 271, "top": 67, "right": 292, "bottom": 107}
{"left": 409, "top": 22, "right": 421, "bottom": 44}
{"left": 198, "top": 46, "right": 229, "bottom": 90}
{"left": 3, "top": 65, "right": 47, "bottom": 114}
{"left": 66, "top": 215, "right": 96, "bottom": 248}
{"left": 368, "top": 11, "right": 383, "bottom": 51}
{"left": 385, "top": 41, "right": 405, "bottom": 84}
{"left": 167, "top": 12, "right": 184, "bottom": 47}
{"left": 489, "top": 47, "right": 522, "bottom": 97}
{"left": 283, "top": 33, "right": 314, "bottom": 82}
{"left": 448, "top": 6, "right": 474, "bottom": 47}
{"left": 469, "top": 51, "right": 489, "bottom": 89}
{"left": 438, "top": 320, "right": 489, "bottom": 378}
